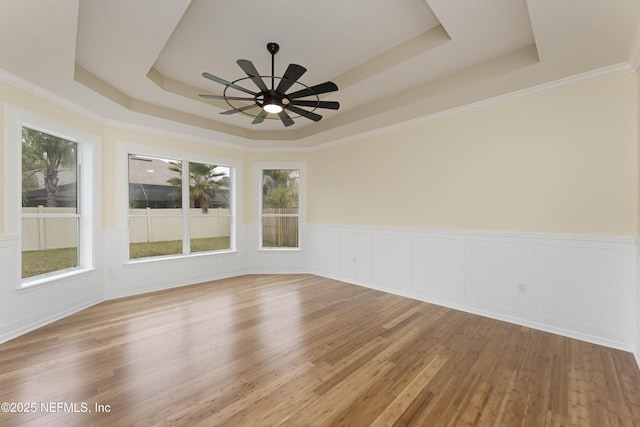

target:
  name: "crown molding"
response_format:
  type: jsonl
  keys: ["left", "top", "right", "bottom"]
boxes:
{"left": 1, "top": 62, "right": 635, "bottom": 154}
{"left": 629, "top": 25, "right": 640, "bottom": 70}
{"left": 0, "top": 67, "right": 261, "bottom": 152}
{"left": 0, "top": 68, "right": 108, "bottom": 126}
{"left": 102, "top": 118, "right": 253, "bottom": 153}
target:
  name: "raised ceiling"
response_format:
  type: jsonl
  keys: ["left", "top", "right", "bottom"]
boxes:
{"left": 1, "top": 0, "right": 639, "bottom": 148}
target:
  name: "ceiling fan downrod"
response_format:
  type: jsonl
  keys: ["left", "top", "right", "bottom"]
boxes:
{"left": 267, "top": 42, "right": 279, "bottom": 91}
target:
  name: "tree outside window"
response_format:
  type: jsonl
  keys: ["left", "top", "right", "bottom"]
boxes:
{"left": 261, "top": 169, "right": 299, "bottom": 248}
{"left": 128, "top": 154, "right": 233, "bottom": 259}
{"left": 21, "top": 127, "right": 78, "bottom": 279}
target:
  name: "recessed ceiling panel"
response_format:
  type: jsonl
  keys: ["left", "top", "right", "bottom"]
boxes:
{"left": 18, "top": 0, "right": 635, "bottom": 147}
{"left": 154, "top": 0, "right": 440, "bottom": 89}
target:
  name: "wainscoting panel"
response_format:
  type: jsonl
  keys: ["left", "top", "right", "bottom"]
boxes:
{"left": 308, "top": 225, "right": 637, "bottom": 351}
{"left": 464, "top": 239, "right": 534, "bottom": 317}
{"left": 0, "top": 234, "right": 103, "bottom": 344}
{"left": 411, "top": 235, "right": 464, "bottom": 302}
{"left": 310, "top": 226, "right": 340, "bottom": 275}
{"left": 103, "top": 228, "right": 246, "bottom": 299}
{"left": 1, "top": 225, "right": 637, "bottom": 358}
{"left": 535, "top": 243, "right": 636, "bottom": 345}
{"left": 371, "top": 232, "right": 413, "bottom": 291}
{"left": 338, "top": 230, "right": 372, "bottom": 282}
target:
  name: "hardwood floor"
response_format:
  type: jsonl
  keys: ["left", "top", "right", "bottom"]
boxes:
{"left": 1, "top": 274, "right": 639, "bottom": 426}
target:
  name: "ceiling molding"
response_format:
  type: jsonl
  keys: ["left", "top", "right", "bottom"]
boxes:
{"left": 143, "top": 25, "right": 452, "bottom": 142}
{"left": 308, "top": 62, "right": 636, "bottom": 152}
{"left": 332, "top": 26, "right": 451, "bottom": 90}
{"left": 147, "top": 67, "right": 227, "bottom": 110}
{"left": 74, "top": 65, "right": 132, "bottom": 109}
{"left": 102, "top": 119, "right": 253, "bottom": 152}
{"left": 629, "top": 23, "right": 640, "bottom": 70}
{"left": 75, "top": 64, "right": 254, "bottom": 140}
{"left": 295, "top": 44, "right": 539, "bottom": 144}
{"left": 0, "top": 66, "right": 289, "bottom": 153}
{"left": 150, "top": 26, "right": 450, "bottom": 109}
{"left": 0, "top": 59, "right": 634, "bottom": 154}
{"left": 0, "top": 67, "right": 108, "bottom": 126}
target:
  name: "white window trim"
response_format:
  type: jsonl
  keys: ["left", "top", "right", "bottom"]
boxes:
{"left": 5, "top": 104, "right": 99, "bottom": 289}
{"left": 253, "top": 161, "right": 306, "bottom": 251}
{"left": 117, "top": 141, "right": 240, "bottom": 263}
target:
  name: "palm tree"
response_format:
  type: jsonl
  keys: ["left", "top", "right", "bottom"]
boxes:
{"left": 262, "top": 169, "right": 298, "bottom": 208}
{"left": 168, "top": 162, "right": 225, "bottom": 213}
{"left": 21, "top": 128, "right": 76, "bottom": 207}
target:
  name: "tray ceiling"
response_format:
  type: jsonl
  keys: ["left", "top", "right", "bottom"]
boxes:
{"left": 1, "top": 0, "right": 639, "bottom": 148}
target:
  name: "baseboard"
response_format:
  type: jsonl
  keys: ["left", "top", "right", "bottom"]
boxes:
{"left": 0, "top": 296, "right": 103, "bottom": 345}
{"left": 307, "top": 224, "right": 637, "bottom": 354}
{"left": 105, "top": 271, "right": 244, "bottom": 300}
{"left": 312, "top": 271, "right": 634, "bottom": 353}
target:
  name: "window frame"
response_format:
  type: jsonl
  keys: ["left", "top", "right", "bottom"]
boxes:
{"left": 5, "top": 105, "right": 99, "bottom": 288}
{"left": 118, "top": 142, "right": 239, "bottom": 263}
{"left": 254, "top": 162, "right": 306, "bottom": 251}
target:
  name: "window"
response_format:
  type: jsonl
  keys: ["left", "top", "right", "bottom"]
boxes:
{"left": 21, "top": 128, "right": 79, "bottom": 279}
{"left": 260, "top": 168, "right": 301, "bottom": 249}
{"left": 6, "top": 105, "right": 97, "bottom": 287}
{"left": 128, "top": 154, "right": 233, "bottom": 260}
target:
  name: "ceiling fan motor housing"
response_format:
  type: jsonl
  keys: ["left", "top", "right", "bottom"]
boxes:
{"left": 263, "top": 90, "right": 283, "bottom": 107}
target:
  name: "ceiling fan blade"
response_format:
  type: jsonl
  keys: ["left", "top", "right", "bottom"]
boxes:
{"left": 220, "top": 104, "right": 259, "bottom": 115}
{"left": 287, "top": 81, "right": 339, "bottom": 99}
{"left": 276, "top": 64, "right": 307, "bottom": 94}
{"left": 252, "top": 109, "right": 268, "bottom": 124}
{"left": 199, "top": 94, "right": 255, "bottom": 101}
{"left": 290, "top": 100, "right": 340, "bottom": 110}
{"left": 278, "top": 110, "right": 295, "bottom": 127}
{"left": 237, "top": 60, "right": 269, "bottom": 92}
{"left": 285, "top": 105, "right": 322, "bottom": 122}
{"left": 202, "top": 72, "right": 257, "bottom": 96}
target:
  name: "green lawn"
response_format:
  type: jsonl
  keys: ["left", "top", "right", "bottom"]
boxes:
{"left": 22, "top": 247, "right": 78, "bottom": 279}
{"left": 22, "top": 236, "right": 231, "bottom": 278}
{"left": 130, "top": 236, "right": 231, "bottom": 259}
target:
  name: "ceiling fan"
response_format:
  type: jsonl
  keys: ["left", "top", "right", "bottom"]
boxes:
{"left": 199, "top": 42, "right": 340, "bottom": 127}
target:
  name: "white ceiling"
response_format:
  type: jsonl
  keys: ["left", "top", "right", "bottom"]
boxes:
{"left": 1, "top": 0, "right": 639, "bottom": 149}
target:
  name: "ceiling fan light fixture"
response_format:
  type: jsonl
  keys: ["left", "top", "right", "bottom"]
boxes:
{"left": 200, "top": 42, "right": 339, "bottom": 127}
{"left": 263, "top": 103, "right": 283, "bottom": 114}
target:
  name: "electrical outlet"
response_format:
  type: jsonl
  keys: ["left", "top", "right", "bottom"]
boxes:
{"left": 518, "top": 282, "right": 527, "bottom": 293}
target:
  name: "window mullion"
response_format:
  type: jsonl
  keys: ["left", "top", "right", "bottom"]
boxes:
{"left": 182, "top": 160, "right": 190, "bottom": 255}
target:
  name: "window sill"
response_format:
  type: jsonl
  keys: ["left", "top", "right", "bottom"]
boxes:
{"left": 259, "top": 247, "right": 302, "bottom": 252}
{"left": 126, "top": 249, "right": 237, "bottom": 266}
{"left": 18, "top": 267, "right": 97, "bottom": 291}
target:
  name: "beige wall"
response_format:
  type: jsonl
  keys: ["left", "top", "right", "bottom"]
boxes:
{"left": 309, "top": 73, "right": 638, "bottom": 237}
{"left": 1, "top": 72, "right": 638, "bottom": 237}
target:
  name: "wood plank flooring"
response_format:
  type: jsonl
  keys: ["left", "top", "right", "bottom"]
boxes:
{"left": 1, "top": 274, "right": 639, "bottom": 426}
